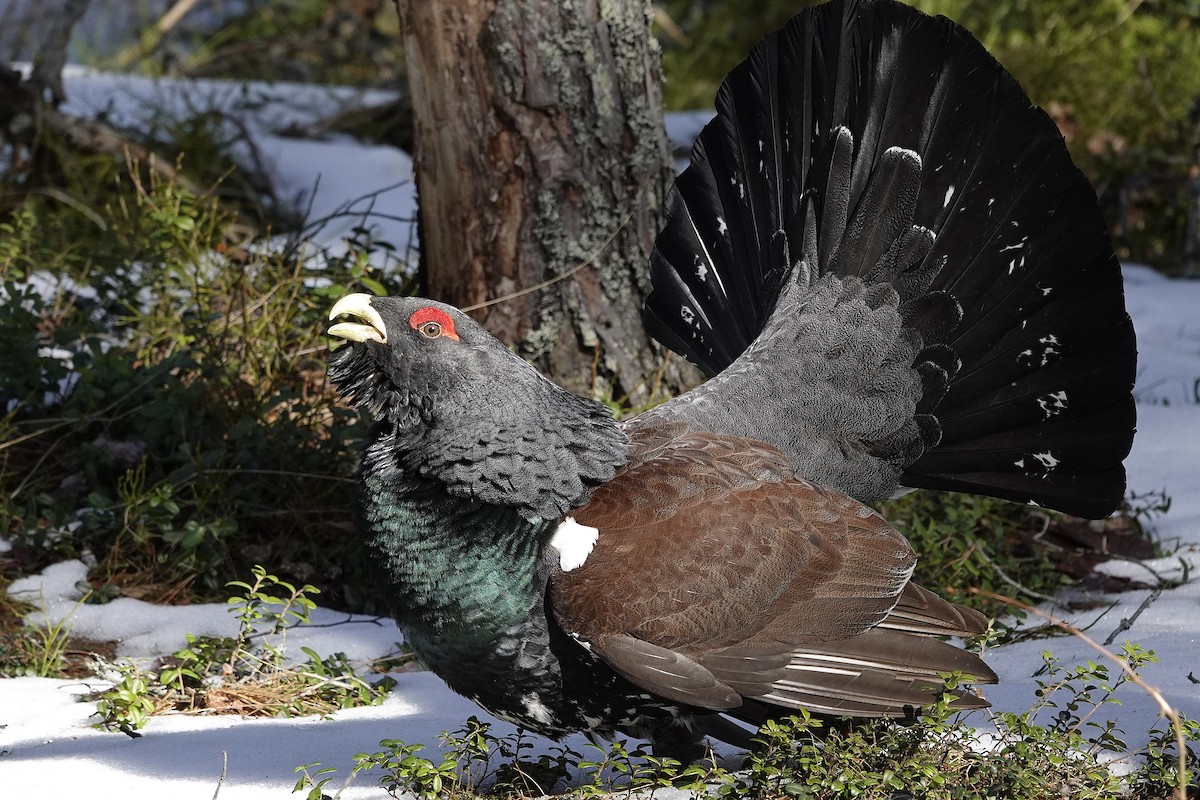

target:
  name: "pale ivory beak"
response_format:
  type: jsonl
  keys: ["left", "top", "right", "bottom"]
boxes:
{"left": 328, "top": 293, "right": 387, "bottom": 343}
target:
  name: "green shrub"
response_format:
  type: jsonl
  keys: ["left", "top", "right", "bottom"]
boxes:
{"left": 93, "top": 565, "right": 396, "bottom": 734}
{"left": 111, "top": 0, "right": 404, "bottom": 85}
{"left": 1, "top": 164, "right": 410, "bottom": 604}
{"left": 294, "top": 649, "right": 1198, "bottom": 800}
{"left": 0, "top": 585, "right": 77, "bottom": 678}
{"left": 876, "top": 490, "right": 1068, "bottom": 621}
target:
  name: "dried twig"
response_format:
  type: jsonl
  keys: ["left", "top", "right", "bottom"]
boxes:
{"left": 110, "top": 0, "right": 203, "bottom": 70}
{"left": 1104, "top": 588, "right": 1164, "bottom": 646}
{"left": 460, "top": 211, "right": 633, "bottom": 313}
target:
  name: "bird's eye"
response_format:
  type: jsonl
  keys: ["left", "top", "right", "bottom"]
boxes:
{"left": 408, "top": 306, "right": 460, "bottom": 341}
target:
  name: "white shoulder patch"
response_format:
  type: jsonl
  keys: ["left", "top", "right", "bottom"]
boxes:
{"left": 550, "top": 516, "right": 599, "bottom": 572}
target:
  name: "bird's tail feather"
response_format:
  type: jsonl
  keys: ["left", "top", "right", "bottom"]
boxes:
{"left": 646, "top": 0, "right": 1135, "bottom": 517}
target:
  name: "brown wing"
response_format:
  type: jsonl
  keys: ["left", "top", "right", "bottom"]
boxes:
{"left": 550, "top": 423, "right": 995, "bottom": 717}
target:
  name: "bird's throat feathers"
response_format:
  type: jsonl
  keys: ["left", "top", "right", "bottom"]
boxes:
{"left": 342, "top": 343, "right": 629, "bottom": 520}
{"left": 335, "top": 331, "right": 628, "bottom": 689}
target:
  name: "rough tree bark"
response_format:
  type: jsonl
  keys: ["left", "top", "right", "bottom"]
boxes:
{"left": 395, "top": 0, "right": 695, "bottom": 405}
{"left": 0, "top": 0, "right": 201, "bottom": 197}
{"left": 28, "top": 0, "right": 92, "bottom": 104}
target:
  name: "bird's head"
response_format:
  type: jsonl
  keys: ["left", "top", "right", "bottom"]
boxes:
{"left": 326, "top": 293, "right": 521, "bottom": 429}
{"left": 326, "top": 293, "right": 627, "bottom": 518}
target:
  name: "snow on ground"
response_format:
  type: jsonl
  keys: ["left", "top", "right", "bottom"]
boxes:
{"left": 2, "top": 71, "right": 1200, "bottom": 798}
{"left": 974, "top": 265, "right": 1200, "bottom": 758}
{"left": 55, "top": 65, "right": 419, "bottom": 259}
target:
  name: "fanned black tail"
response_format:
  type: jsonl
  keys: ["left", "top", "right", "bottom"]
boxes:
{"left": 645, "top": 0, "right": 1135, "bottom": 518}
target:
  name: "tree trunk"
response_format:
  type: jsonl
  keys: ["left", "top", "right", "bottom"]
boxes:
{"left": 29, "top": 0, "right": 92, "bottom": 105}
{"left": 395, "top": 0, "right": 694, "bottom": 406}
{"left": 1185, "top": 95, "right": 1200, "bottom": 279}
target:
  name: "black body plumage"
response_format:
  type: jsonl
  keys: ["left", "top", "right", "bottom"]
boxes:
{"left": 325, "top": 0, "right": 1136, "bottom": 757}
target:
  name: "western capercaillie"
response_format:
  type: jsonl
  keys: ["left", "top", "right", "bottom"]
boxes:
{"left": 326, "top": 0, "right": 1135, "bottom": 757}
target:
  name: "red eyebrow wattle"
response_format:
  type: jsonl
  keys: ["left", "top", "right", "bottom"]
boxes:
{"left": 409, "top": 307, "right": 460, "bottom": 340}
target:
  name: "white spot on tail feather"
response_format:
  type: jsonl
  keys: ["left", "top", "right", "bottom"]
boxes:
{"left": 1037, "top": 390, "right": 1069, "bottom": 418}
{"left": 943, "top": 185, "right": 956, "bottom": 208}
{"left": 1036, "top": 334, "right": 1062, "bottom": 366}
{"left": 1033, "top": 451, "right": 1060, "bottom": 471}
{"left": 551, "top": 517, "right": 599, "bottom": 572}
